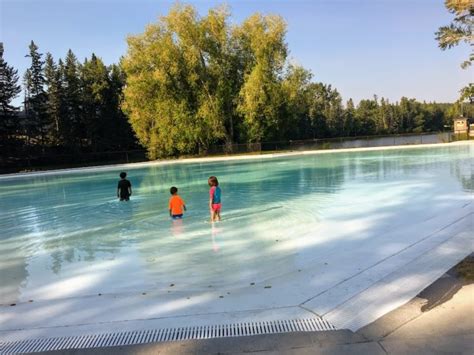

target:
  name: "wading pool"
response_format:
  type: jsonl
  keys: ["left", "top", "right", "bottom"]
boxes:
{"left": 1, "top": 143, "right": 473, "bottom": 343}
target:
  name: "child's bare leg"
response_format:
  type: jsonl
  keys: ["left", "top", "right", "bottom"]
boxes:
{"left": 210, "top": 210, "right": 215, "bottom": 222}
{"left": 216, "top": 210, "right": 221, "bottom": 221}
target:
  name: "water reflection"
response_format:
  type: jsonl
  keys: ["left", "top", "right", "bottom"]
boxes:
{"left": 211, "top": 224, "right": 221, "bottom": 253}
{"left": 171, "top": 218, "right": 184, "bottom": 238}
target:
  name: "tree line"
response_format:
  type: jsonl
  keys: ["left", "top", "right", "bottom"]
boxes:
{"left": 122, "top": 4, "right": 469, "bottom": 158}
{"left": 0, "top": 3, "right": 472, "bottom": 163}
{"left": 0, "top": 41, "right": 135, "bottom": 159}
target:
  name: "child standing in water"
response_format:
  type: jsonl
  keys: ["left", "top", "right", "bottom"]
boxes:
{"left": 208, "top": 176, "right": 222, "bottom": 222}
{"left": 169, "top": 186, "right": 186, "bottom": 219}
{"left": 117, "top": 172, "right": 132, "bottom": 201}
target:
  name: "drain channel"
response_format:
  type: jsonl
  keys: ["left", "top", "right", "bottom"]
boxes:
{"left": 0, "top": 318, "right": 336, "bottom": 354}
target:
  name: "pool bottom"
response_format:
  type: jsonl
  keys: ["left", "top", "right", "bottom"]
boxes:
{"left": 0, "top": 206, "right": 471, "bottom": 349}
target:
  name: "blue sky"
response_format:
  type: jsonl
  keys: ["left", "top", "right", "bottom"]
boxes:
{"left": 1, "top": 0, "right": 472, "bottom": 105}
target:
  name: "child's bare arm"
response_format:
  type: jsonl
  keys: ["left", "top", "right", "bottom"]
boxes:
{"left": 183, "top": 204, "right": 187, "bottom": 211}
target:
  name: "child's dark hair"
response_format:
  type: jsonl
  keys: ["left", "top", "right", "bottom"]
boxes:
{"left": 208, "top": 176, "right": 219, "bottom": 186}
{"left": 120, "top": 172, "right": 127, "bottom": 179}
{"left": 170, "top": 186, "right": 178, "bottom": 194}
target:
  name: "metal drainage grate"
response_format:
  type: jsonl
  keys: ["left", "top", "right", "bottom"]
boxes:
{"left": 0, "top": 318, "right": 336, "bottom": 354}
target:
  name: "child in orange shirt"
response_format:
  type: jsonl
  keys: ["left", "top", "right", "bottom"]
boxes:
{"left": 169, "top": 186, "right": 186, "bottom": 219}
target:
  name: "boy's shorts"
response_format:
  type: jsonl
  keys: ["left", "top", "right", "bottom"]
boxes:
{"left": 211, "top": 203, "right": 221, "bottom": 212}
{"left": 172, "top": 214, "right": 183, "bottom": 219}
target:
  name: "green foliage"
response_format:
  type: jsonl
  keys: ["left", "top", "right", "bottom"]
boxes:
{"left": 44, "top": 53, "right": 63, "bottom": 145}
{"left": 123, "top": 5, "right": 291, "bottom": 157}
{"left": 3, "top": 5, "right": 469, "bottom": 165}
{"left": 5, "top": 43, "right": 135, "bottom": 159}
{"left": 236, "top": 13, "right": 287, "bottom": 142}
{"left": 460, "top": 83, "right": 474, "bottom": 103}
{"left": 62, "top": 49, "right": 83, "bottom": 147}
{"left": 435, "top": 0, "right": 473, "bottom": 100}
{"left": 123, "top": 4, "right": 237, "bottom": 158}
{"left": 0, "top": 43, "right": 21, "bottom": 140}
{"left": 24, "top": 41, "right": 48, "bottom": 144}
{"left": 81, "top": 54, "right": 110, "bottom": 150}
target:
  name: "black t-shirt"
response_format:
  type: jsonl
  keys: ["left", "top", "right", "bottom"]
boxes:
{"left": 117, "top": 179, "right": 131, "bottom": 197}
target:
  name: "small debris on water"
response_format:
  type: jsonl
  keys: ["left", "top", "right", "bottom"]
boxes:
{"left": 264, "top": 285, "right": 272, "bottom": 289}
{"left": 98, "top": 293, "right": 102, "bottom": 296}
{"left": 250, "top": 282, "right": 255, "bottom": 285}
{"left": 219, "top": 295, "right": 224, "bottom": 298}
{"left": 187, "top": 297, "right": 190, "bottom": 299}
{"left": 142, "top": 292, "right": 147, "bottom": 295}
{"left": 28, "top": 300, "right": 34, "bottom": 303}
{"left": 170, "top": 283, "right": 175, "bottom": 287}
{"left": 324, "top": 263, "right": 328, "bottom": 265}
{"left": 298, "top": 269, "right": 301, "bottom": 272}
{"left": 10, "top": 303, "right": 16, "bottom": 307}
{"left": 275, "top": 239, "right": 279, "bottom": 242}
{"left": 208, "top": 285, "right": 212, "bottom": 288}
{"left": 227, "top": 292, "right": 230, "bottom": 294}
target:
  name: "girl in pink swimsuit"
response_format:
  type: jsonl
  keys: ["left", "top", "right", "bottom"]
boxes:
{"left": 208, "top": 176, "right": 222, "bottom": 222}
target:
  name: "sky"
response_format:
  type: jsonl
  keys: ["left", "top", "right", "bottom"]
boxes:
{"left": 1, "top": 0, "right": 472, "bottom": 106}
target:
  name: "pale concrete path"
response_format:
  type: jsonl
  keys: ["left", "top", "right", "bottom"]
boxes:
{"left": 37, "top": 259, "right": 474, "bottom": 355}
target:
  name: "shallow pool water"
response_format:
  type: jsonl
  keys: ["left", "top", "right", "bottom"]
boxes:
{"left": 1, "top": 144, "right": 473, "bottom": 304}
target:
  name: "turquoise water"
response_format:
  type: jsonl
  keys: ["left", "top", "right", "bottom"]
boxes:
{"left": 1, "top": 144, "right": 473, "bottom": 303}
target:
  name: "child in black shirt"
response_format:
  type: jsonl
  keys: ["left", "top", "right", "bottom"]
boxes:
{"left": 117, "top": 172, "right": 132, "bottom": 201}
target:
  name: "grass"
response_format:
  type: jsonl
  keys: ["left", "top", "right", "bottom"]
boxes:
{"left": 455, "top": 254, "right": 474, "bottom": 281}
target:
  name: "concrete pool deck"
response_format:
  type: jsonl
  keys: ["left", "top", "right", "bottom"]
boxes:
{"left": 35, "top": 258, "right": 474, "bottom": 355}
{"left": 0, "top": 141, "right": 473, "bottom": 352}
{"left": 30, "top": 257, "right": 474, "bottom": 354}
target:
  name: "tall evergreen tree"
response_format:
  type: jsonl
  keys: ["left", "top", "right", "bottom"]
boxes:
{"left": 44, "top": 53, "right": 64, "bottom": 145}
{"left": 0, "top": 43, "right": 22, "bottom": 144}
{"left": 81, "top": 53, "right": 109, "bottom": 151}
{"left": 62, "top": 49, "right": 82, "bottom": 148}
{"left": 106, "top": 63, "right": 135, "bottom": 149}
{"left": 24, "top": 41, "right": 48, "bottom": 146}
{"left": 343, "top": 99, "right": 356, "bottom": 136}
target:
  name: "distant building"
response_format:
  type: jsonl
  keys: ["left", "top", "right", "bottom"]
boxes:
{"left": 453, "top": 116, "right": 474, "bottom": 138}
{"left": 453, "top": 116, "right": 468, "bottom": 134}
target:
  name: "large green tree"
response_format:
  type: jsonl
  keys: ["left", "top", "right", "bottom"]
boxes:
{"left": 24, "top": 41, "right": 48, "bottom": 146}
{"left": 81, "top": 54, "right": 110, "bottom": 151}
{"left": 0, "top": 43, "right": 21, "bottom": 143}
{"left": 235, "top": 13, "right": 287, "bottom": 142}
{"left": 44, "top": 53, "right": 64, "bottom": 145}
{"left": 281, "top": 64, "right": 313, "bottom": 139}
{"left": 123, "top": 5, "right": 231, "bottom": 157}
{"left": 435, "top": 0, "right": 473, "bottom": 103}
{"left": 62, "top": 49, "right": 83, "bottom": 148}
{"left": 122, "top": 4, "right": 290, "bottom": 157}
{"left": 104, "top": 63, "right": 136, "bottom": 150}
